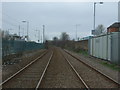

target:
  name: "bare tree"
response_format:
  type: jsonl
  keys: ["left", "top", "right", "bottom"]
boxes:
{"left": 60, "top": 32, "right": 70, "bottom": 41}
{"left": 59, "top": 32, "right": 70, "bottom": 48}
{"left": 52, "top": 36, "right": 59, "bottom": 46}
{"left": 53, "top": 36, "right": 58, "bottom": 41}
{"left": 95, "top": 24, "right": 106, "bottom": 35}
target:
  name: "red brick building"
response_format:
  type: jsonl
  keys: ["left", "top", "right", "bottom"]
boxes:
{"left": 107, "top": 22, "right": 120, "bottom": 33}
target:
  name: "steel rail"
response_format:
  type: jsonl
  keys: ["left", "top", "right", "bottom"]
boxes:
{"left": 0, "top": 50, "right": 48, "bottom": 86}
{"left": 64, "top": 49, "right": 120, "bottom": 86}
{"left": 35, "top": 51, "right": 53, "bottom": 90}
{"left": 60, "top": 49, "right": 89, "bottom": 89}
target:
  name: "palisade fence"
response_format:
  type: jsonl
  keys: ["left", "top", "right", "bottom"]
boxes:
{"left": 2, "top": 39, "right": 45, "bottom": 57}
{"left": 89, "top": 32, "right": 120, "bottom": 65}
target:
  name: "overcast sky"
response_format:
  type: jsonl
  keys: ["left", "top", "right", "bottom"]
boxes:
{"left": 1, "top": 2, "right": 118, "bottom": 42}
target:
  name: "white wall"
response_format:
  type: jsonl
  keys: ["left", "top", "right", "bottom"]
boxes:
{"left": 90, "top": 34, "right": 111, "bottom": 61}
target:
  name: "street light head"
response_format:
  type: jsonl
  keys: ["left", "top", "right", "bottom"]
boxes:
{"left": 22, "top": 21, "right": 26, "bottom": 23}
{"left": 100, "top": 2, "right": 103, "bottom": 4}
{"left": 94, "top": 2, "right": 103, "bottom": 4}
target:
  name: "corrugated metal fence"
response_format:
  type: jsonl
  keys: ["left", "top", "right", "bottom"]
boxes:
{"left": 89, "top": 32, "right": 120, "bottom": 65}
{"left": 2, "top": 39, "right": 45, "bottom": 57}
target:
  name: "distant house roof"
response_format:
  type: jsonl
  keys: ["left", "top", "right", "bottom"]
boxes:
{"left": 107, "top": 22, "right": 120, "bottom": 29}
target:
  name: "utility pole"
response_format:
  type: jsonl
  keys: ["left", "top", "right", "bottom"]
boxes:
{"left": 18, "top": 25, "right": 20, "bottom": 37}
{"left": 75, "top": 24, "right": 80, "bottom": 41}
{"left": 27, "top": 21, "right": 29, "bottom": 41}
{"left": 75, "top": 24, "right": 77, "bottom": 41}
{"left": 43, "top": 25, "right": 45, "bottom": 43}
{"left": 76, "top": 24, "right": 77, "bottom": 41}
{"left": 41, "top": 35, "right": 42, "bottom": 43}
{"left": 39, "top": 30, "right": 40, "bottom": 43}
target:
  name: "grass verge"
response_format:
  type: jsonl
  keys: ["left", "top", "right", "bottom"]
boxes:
{"left": 65, "top": 47, "right": 88, "bottom": 56}
{"left": 78, "top": 50, "right": 88, "bottom": 56}
{"left": 100, "top": 62, "right": 120, "bottom": 71}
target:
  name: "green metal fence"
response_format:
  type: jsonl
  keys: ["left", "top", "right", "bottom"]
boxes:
{"left": 2, "top": 39, "right": 45, "bottom": 57}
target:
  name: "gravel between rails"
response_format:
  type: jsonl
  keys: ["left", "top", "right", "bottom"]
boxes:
{"left": 61, "top": 49, "right": 119, "bottom": 88}
{"left": 2, "top": 49, "right": 46, "bottom": 81}
{"left": 2, "top": 50, "right": 52, "bottom": 88}
{"left": 39, "top": 47, "right": 85, "bottom": 88}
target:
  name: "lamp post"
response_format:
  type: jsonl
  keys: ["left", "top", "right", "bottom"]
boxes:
{"left": 22, "top": 20, "right": 29, "bottom": 41}
{"left": 93, "top": 2, "right": 103, "bottom": 31}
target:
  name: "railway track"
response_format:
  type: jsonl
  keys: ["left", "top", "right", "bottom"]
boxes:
{"left": 60, "top": 49, "right": 89, "bottom": 89}
{"left": 1, "top": 50, "right": 53, "bottom": 88}
{"left": 35, "top": 51, "right": 53, "bottom": 90}
{"left": 2, "top": 47, "right": 89, "bottom": 88}
{"left": 38, "top": 47, "right": 88, "bottom": 88}
{"left": 62, "top": 49, "right": 120, "bottom": 88}
{"left": 1, "top": 47, "right": 119, "bottom": 88}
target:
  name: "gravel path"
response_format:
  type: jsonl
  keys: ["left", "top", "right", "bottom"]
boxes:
{"left": 61, "top": 49, "right": 118, "bottom": 88}
{"left": 3, "top": 50, "right": 52, "bottom": 88}
{"left": 65, "top": 49, "right": 119, "bottom": 83}
{"left": 40, "top": 47, "right": 85, "bottom": 88}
